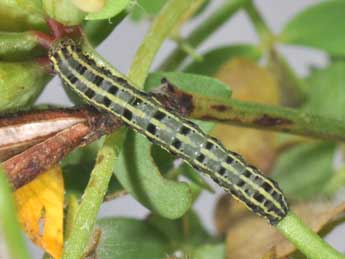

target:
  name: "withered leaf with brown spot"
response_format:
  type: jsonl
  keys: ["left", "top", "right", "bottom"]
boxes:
{"left": 224, "top": 201, "right": 345, "bottom": 259}
{"left": 212, "top": 58, "right": 280, "bottom": 172}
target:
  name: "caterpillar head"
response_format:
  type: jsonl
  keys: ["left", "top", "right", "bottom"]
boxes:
{"left": 48, "top": 38, "right": 80, "bottom": 59}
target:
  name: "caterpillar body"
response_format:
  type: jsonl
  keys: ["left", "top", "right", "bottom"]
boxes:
{"left": 48, "top": 38, "right": 289, "bottom": 225}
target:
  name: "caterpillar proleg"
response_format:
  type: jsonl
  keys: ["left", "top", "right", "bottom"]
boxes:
{"left": 48, "top": 38, "right": 289, "bottom": 225}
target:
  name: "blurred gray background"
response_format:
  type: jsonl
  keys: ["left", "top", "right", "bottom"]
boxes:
{"left": 28, "top": 0, "right": 344, "bottom": 257}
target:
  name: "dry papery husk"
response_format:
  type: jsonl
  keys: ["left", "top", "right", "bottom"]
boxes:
{"left": 214, "top": 195, "right": 345, "bottom": 259}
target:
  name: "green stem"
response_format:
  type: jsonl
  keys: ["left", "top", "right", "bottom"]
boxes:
{"left": 244, "top": 1, "right": 272, "bottom": 47}
{"left": 190, "top": 95, "right": 345, "bottom": 142}
{"left": 277, "top": 212, "right": 345, "bottom": 259}
{"left": 159, "top": 0, "right": 250, "bottom": 71}
{"left": 128, "top": 0, "right": 193, "bottom": 86}
{"left": 0, "top": 166, "right": 30, "bottom": 259}
{"left": 62, "top": 129, "right": 127, "bottom": 259}
{"left": 244, "top": 2, "right": 307, "bottom": 106}
{"left": 62, "top": 0, "right": 194, "bottom": 258}
{"left": 64, "top": 194, "right": 79, "bottom": 241}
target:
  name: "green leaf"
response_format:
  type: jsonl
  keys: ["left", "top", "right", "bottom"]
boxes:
{"left": 85, "top": 0, "right": 130, "bottom": 20}
{"left": 94, "top": 218, "right": 168, "bottom": 259}
{"left": 192, "top": 243, "right": 225, "bottom": 259}
{"left": 280, "top": 0, "right": 345, "bottom": 55}
{"left": 0, "top": 2, "right": 46, "bottom": 32}
{"left": 303, "top": 61, "right": 345, "bottom": 121}
{"left": 183, "top": 45, "right": 261, "bottom": 76}
{"left": 145, "top": 71, "right": 231, "bottom": 131}
{"left": 83, "top": 11, "right": 127, "bottom": 46}
{"left": 272, "top": 142, "right": 336, "bottom": 200}
{"left": 115, "top": 131, "right": 193, "bottom": 219}
{"left": 146, "top": 210, "right": 210, "bottom": 249}
{"left": 43, "top": 0, "right": 85, "bottom": 25}
{"left": 0, "top": 32, "right": 45, "bottom": 61}
{"left": 145, "top": 72, "right": 231, "bottom": 99}
{"left": 130, "top": 0, "right": 167, "bottom": 21}
{"left": 0, "top": 61, "right": 50, "bottom": 111}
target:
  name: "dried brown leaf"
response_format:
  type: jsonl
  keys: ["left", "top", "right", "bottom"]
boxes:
{"left": 212, "top": 58, "right": 280, "bottom": 172}
{"left": 224, "top": 201, "right": 345, "bottom": 259}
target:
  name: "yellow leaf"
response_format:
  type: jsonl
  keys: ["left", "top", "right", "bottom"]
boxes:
{"left": 212, "top": 58, "right": 280, "bottom": 172}
{"left": 14, "top": 166, "right": 64, "bottom": 259}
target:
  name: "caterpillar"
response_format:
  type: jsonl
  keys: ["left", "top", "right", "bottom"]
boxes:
{"left": 48, "top": 38, "right": 289, "bottom": 225}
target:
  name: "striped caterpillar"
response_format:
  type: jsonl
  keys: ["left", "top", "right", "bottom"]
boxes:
{"left": 48, "top": 38, "right": 289, "bottom": 225}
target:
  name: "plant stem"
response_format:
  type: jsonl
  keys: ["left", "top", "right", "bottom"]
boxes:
{"left": 159, "top": 0, "right": 250, "bottom": 71}
{"left": 128, "top": 0, "right": 193, "bottom": 87}
{"left": 64, "top": 194, "right": 79, "bottom": 241}
{"left": 190, "top": 95, "right": 345, "bottom": 142}
{"left": 245, "top": 2, "right": 307, "bottom": 106}
{"left": 62, "top": 0, "right": 194, "bottom": 258}
{"left": 61, "top": 129, "right": 127, "bottom": 259}
{"left": 276, "top": 212, "right": 345, "bottom": 259}
{"left": 0, "top": 166, "right": 30, "bottom": 259}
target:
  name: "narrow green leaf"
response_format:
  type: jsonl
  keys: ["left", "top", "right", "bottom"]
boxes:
{"left": 94, "top": 218, "right": 168, "bottom": 259}
{"left": 183, "top": 44, "right": 261, "bottom": 76}
{"left": 272, "top": 142, "right": 336, "bottom": 200}
{"left": 280, "top": 0, "right": 345, "bottom": 55}
{"left": 0, "top": 166, "right": 30, "bottom": 259}
{"left": 303, "top": 61, "right": 345, "bottom": 121}
{"left": 145, "top": 72, "right": 232, "bottom": 99}
{"left": 0, "top": 61, "right": 50, "bottom": 111}
{"left": 0, "top": 32, "right": 44, "bottom": 61}
{"left": 43, "top": 0, "right": 85, "bottom": 25}
{"left": 115, "top": 131, "right": 193, "bottom": 219}
{"left": 85, "top": 0, "right": 130, "bottom": 20}
{"left": 145, "top": 71, "right": 231, "bottom": 132}
{"left": 83, "top": 11, "right": 127, "bottom": 46}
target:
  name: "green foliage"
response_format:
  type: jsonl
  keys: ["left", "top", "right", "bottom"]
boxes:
{"left": 184, "top": 44, "right": 261, "bottom": 76}
{"left": 83, "top": 11, "right": 128, "bottom": 46}
{"left": 0, "top": 0, "right": 46, "bottom": 32}
{"left": 2, "top": 0, "right": 345, "bottom": 258}
{"left": 0, "top": 61, "right": 50, "bottom": 111}
{"left": 303, "top": 61, "right": 345, "bottom": 121}
{"left": 273, "top": 142, "right": 336, "bottom": 200}
{"left": 281, "top": 0, "right": 345, "bottom": 55}
{"left": 115, "top": 130, "right": 193, "bottom": 219}
{"left": 0, "top": 32, "right": 44, "bottom": 60}
{"left": 130, "top": 0, "right": 167, "bottom": 21}
{"left": 85, "top": 0, "right": 130, "bottom": 20}
{"left": 0, "top": 167, "right": 30, "bottom": 259}
{"left": 145, "top": 72, "right": 231, "bottom": 99}
{"left": 93, "top": 211, "right": 214, "bottom": 258}
{"left": 94, "top": 218, "right": 168, "bottom": 259}
{"left": 192, "top": 243, "right": 225, "bottom": 259}
{"left": 42, "top": 0, "right": 85, "bottom": 25}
